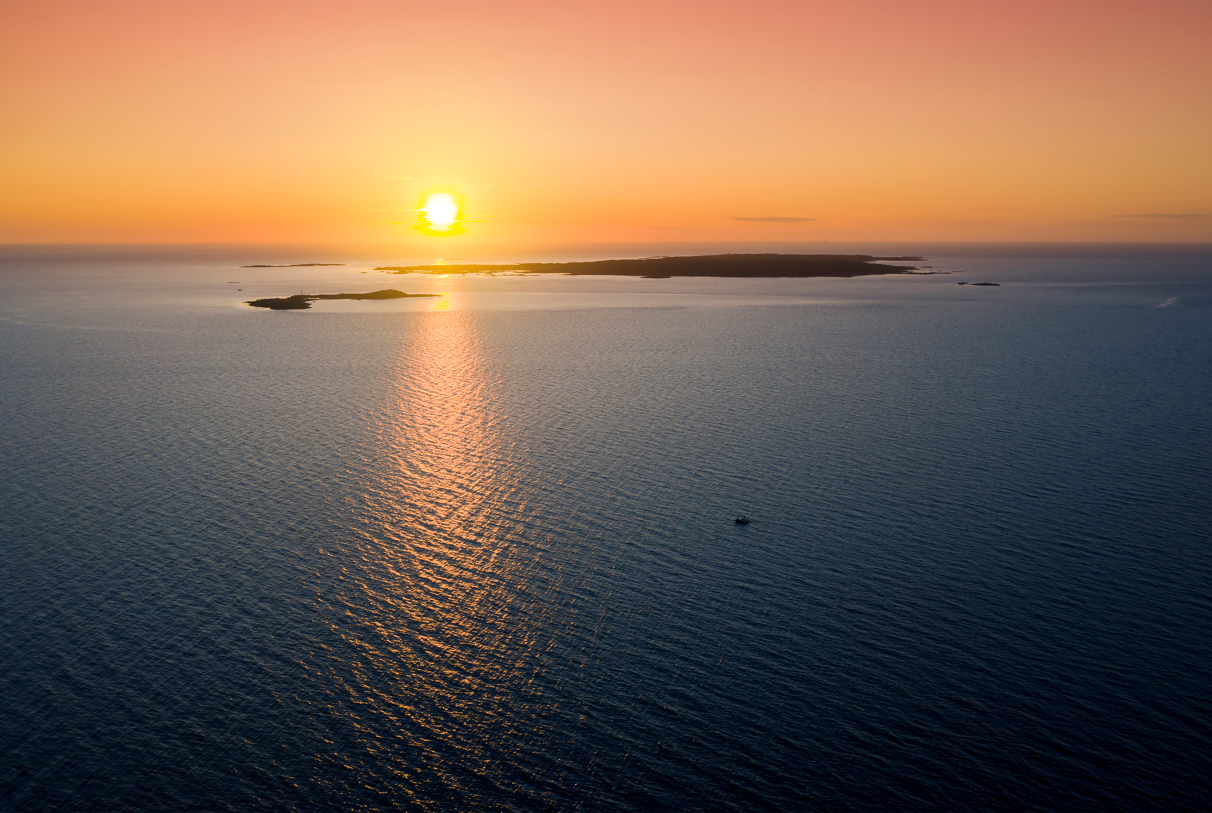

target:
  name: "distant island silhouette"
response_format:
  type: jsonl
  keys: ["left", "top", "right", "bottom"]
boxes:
{"left": 246, "top": 289, "right": 439, "bottom": 310}
{"left": 242, "top": 263, "right": 346, "bottom": 268}
{"left": 376, "top": 254, "right": 923, "bottom": 278}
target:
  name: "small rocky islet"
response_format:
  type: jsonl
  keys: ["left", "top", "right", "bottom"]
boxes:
{"left": 245, "top": 289, "right": 439, "bottom": 310}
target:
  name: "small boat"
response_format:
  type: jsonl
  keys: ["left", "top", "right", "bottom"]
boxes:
{"left": 734, "top": 516, "right": 750, "bottom": 525}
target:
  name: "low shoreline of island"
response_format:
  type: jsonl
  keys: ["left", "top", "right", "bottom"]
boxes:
{"left": 246, "top": 289, "right": 439, "bottom": 309}
{"left": 243, "top": 254, "right": 971, "bottom": 310}
{"left": 376, "top": 253, "right": 924, "bottom": 278}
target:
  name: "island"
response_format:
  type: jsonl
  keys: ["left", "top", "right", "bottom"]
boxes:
{"left": 375, "top": 253, "right": 923, "bottom": 278}
{"left": 245, "top": 289, "right": 439, "bottom": 310}
{"left": 241, "top": 263, "right": 346, "bottom": 268}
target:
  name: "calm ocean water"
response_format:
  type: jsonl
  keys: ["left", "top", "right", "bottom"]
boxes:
{"left": 2, "top": 244, "right": 1211, "bottom": 811}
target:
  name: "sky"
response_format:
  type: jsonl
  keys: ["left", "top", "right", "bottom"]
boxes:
{"left": 2, "top": 0, "right": 1211, "bottom": 247}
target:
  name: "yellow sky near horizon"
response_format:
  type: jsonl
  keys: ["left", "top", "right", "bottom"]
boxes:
{"left": 2, "top": 0, "right": 1210, "bottom": 246}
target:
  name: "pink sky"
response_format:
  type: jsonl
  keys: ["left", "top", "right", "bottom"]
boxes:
{"left": 2, "top": 0, "right": 1210, "bottom": 245}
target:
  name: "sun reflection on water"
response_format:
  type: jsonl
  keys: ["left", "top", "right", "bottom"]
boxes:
{"left": 338, "top": 309, "right": 560, "bottom": 805}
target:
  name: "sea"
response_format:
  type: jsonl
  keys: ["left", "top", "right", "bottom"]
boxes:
{"left": 2, "top": 242, "right": 1210, "bottom": 812}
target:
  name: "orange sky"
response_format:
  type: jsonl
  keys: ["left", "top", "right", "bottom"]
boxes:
{"left": 2, "top": 0, "right": 1210, "bottom": 246}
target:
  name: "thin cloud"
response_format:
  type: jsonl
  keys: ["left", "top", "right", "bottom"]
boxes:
{"left": 731, "top": 216, "right": 815, "bottom": 223}
{"left": 1116, "top": 213, "right": 1210, "bottom": 220}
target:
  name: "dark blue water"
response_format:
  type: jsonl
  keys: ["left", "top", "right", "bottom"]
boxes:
{"left": 2, "top": 245, "right": 1211, "bottom": 810}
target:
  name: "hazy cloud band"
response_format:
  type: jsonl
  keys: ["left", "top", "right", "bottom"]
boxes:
{"left": 731, "top": 216, "right": 816, "bottom": 223}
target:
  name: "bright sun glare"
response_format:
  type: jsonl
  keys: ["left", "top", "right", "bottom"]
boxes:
{"left": 422, "top": 193, "right": 459, "bottom": 232}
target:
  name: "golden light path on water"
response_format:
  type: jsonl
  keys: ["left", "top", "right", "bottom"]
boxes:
{"left": 334, "top": 299, "right": 568, "bottom": 807}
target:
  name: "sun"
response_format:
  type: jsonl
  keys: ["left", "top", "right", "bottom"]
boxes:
{"left": 423, "top": 193, "right": 458, "bottom": 230}
{"left": 414, "top": 191, "right": 466, "bottom": 236}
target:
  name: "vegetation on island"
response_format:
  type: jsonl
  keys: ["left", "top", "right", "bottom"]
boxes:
{"left": 245, "top": 289, "right": 439, "bottom": 309}
{"left": 375, "top": 254, "right": 924, "bottom": 278}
